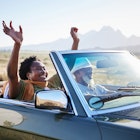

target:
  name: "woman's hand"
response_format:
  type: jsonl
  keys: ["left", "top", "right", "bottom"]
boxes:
{"left": 2, "top": 21, "right": 23, "bottom": 45}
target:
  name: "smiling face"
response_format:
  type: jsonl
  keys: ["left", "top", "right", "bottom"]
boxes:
{"left": 74, "top": 67, "right": 94, "bottom": 86}
{"left": 27, "top": 61, "right": 48, "bottom": 82}
{"left": 80, "top": 67, "right": 93, "bottom": 79}
{"left": 80, "top": 67, "right": 93, "bottom": 85}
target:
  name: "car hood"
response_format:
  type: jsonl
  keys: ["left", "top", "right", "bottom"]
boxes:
{"left": 94, "top": 106, "right": 140, "bottom": 129}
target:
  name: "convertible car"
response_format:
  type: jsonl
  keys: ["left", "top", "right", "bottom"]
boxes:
{"left": 0, "top": 50, "right": 140, "bottom": 140}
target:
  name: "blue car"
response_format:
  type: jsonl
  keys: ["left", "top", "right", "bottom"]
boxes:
{"left": 0, "top": 50, "right": 140, "bottom": 140}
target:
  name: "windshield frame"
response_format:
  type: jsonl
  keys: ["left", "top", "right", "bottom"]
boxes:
{"left": 59, "top": 50, "right": 140, "bottom": 115}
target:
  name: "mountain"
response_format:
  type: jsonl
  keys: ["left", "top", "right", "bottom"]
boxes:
{"left": 1, "top": 26, "right": 140, "bottom": 53}
{"left": 79, "top": 26, "right": 140, "bottom": 50}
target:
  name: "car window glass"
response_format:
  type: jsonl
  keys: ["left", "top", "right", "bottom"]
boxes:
{"left": 62, "top": 52, "right": 140, "bottom": 110}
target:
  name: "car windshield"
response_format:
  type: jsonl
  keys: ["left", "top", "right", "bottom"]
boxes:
{"left": 62, "top": 51, "right": 140, "bottom": 110}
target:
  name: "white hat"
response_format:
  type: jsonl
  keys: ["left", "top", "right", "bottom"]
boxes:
{"left": 71, "top": 57, "right": 92, "bottom": 73}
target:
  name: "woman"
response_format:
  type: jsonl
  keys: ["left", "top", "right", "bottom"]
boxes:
{"left": 2, "top": 21, "right": 79, "bottom": 100}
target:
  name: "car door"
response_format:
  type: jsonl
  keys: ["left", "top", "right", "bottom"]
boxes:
{"left": 0, "top": 98, "right": 101, "bottom": 140}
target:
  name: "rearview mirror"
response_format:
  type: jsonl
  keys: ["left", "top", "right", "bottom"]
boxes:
{"left": 96, "top": 59, "right": 118, "bottom": 68}
{"left": 35, "top": 90, "right": 68, "bottom": 110}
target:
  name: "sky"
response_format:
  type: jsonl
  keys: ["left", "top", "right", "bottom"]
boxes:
{"left": 0, "top": 0, "right": 140, "bottom": 47}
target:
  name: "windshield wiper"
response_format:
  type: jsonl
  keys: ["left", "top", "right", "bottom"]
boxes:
{"left": 86, "top": 91, "right": 140, "bottom": 109}
{"left": 94, "top": 91, "right": 140, "bottom": 104}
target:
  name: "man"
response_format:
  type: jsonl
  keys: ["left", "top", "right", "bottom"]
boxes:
{"left": 71, "top": 57, "right": 114, "bottom": 95}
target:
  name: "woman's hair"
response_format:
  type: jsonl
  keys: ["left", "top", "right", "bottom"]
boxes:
{"left": 19, "top": 56, "right": 40, "bottom": 80}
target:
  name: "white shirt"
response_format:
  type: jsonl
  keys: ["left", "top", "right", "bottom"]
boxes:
{"left": 77, "top": 83, "right": 109, "bottom": 95}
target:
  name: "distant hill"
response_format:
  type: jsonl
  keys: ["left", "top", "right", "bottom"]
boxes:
{"left": 0, "top": 26, "right": 140, "bottom": 53}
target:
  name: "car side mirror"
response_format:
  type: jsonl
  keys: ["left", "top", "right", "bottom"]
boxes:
{"left": 35, "top": 89, "right": 68, "bottom": 110}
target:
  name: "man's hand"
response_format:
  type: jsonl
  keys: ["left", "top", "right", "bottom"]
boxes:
{"left": 70, "top": 27, "right": 79, "bottom": 40}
